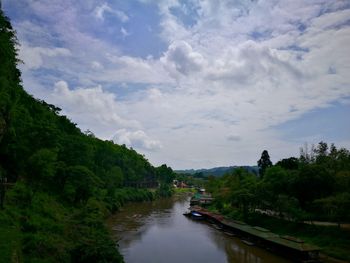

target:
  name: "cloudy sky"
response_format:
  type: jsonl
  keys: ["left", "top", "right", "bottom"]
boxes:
{"left": 2, "top": 0, "right": 350, "bottom": 169}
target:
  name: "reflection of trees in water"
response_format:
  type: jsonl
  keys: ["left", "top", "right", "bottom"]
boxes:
{"left": 109, "top": 195, "right": 189, "bottom": 247}
{"left": 111, "top": 195, "right": 292, "bottom": 263}
{"left": 209, "top": 227, "right": 290, "bottom": 263}
{"left": 224, "top": 242, "right": 262, "bottom": 263}
{"left": 208, "top": 230, "right": 255, "bottom": 263}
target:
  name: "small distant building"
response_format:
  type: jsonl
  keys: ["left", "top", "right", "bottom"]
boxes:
{"left": 178, "top": 181, "right": 188, "bottom": 188}
{"left": 173, "top": 180, "right": 189, "bottom": 188}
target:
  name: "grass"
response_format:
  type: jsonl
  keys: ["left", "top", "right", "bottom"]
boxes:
{"left": 174, "top": 188, "right": 196, "bottom": 194}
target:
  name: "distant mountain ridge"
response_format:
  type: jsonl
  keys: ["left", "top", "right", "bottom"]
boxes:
{"left": 175, "top": 165, "right": 259, "bottom": 176}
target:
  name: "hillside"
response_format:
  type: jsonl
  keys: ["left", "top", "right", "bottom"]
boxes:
{"left": 0, "top": 9, "right": 174, "bottom": 263}
{"left": 176, "top": 166, "right": 259, "bottom": 177}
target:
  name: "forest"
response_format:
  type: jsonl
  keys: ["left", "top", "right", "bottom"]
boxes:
{"left": 0, "top": 10, "right": 174, "bottom": 263}
{"left": 206, "top": 144, "right": 350, "bottom": 223}
{"left": 204, "top": 144, "right": 350, "bottom": 260}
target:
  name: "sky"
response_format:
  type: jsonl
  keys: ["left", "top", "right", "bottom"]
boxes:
{"left": 2, "top": 0, "right": 350, "bottom": 169}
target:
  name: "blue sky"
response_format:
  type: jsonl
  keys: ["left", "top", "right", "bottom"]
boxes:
{"left": 2, "top": 0, "right": 350, "bottom": 169}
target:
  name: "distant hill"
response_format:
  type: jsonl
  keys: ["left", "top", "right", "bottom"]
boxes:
{"left": 175, "top": 166, "right": 259, "bottom": 176}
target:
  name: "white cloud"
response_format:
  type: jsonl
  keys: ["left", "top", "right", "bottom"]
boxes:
{"left": 205, "top": 41, "right": 302, "bottom": 86}
{"left": 120, "top": 27, "right": 130, "bottom": 38}
{"left": 19, "top": 43, "right": 71, "bottom": 70}
{"left": 91, "top": 61, "right": 104, "bottom": 70}
{"left": 161, "top": 40, "right": 206, "bottom": 77}
{"left": 50, "top": 81, "right": 139, "bottom": 139}
{"left": 147, "top": 88, "right": 163, "bottom": 101}
{"left": 113, "top": 129, "right": 162, "bottom": 151}
{"left": 94, "top": 3, "right": 129, "bottom": 22}
{"left": 119, "top": 0, "right": 350, "bottom": 168}
{"left": 227, "top": 135, "right": 241, "bottom": 142}
{"left": 92, "top": 55, "right": 172, "bottom": 84}
{"left": 6, "top": 0, "right": 350, "bottom": 168}
{"left": 47, "top": 81, "right": 163, "bottom": 152}
{"left": 310, "top": 8, "right": 350, "bottom": 30}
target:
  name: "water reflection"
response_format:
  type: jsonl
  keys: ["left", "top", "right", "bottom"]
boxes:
{"left": 108, "top": 195, "right": 291, "bottom": 263}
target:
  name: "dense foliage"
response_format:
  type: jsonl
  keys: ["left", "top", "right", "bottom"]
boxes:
{"left": 174, "top": 145, "right": 350, "bottom": 260}
{"left": 207, "top": 142, "right": 350, "bottom": 223}
{"left": 257, "top": 150, "right": 272, "bottom": 177}
{"left": 205, "top": 142, "right": 350, "bottom": 260}
{"left": 0, "top": 10, "right": 174, "bottom": 263}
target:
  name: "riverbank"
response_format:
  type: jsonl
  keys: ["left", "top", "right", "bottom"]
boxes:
{"left": 0, "top": 187, "right": 161, "bottom": 263}
{"left": 245, "top": 213, "right": 350, "bottom": 262}
{"left": 207, "top": 205, "right": 350, "bottom": 262}
{"left": 190, "top": 206, "right": 320, "bottom": 262}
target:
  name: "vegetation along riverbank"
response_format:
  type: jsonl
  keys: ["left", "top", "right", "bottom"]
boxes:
{"left": 195, "top": 145, "right": 350, "bottom": 262}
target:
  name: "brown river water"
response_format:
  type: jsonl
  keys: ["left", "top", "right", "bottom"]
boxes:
{"left": 108, "top": 194, "right": 292, "bottom": 263}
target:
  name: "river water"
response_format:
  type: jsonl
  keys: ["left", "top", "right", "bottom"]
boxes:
{"left": 108, "top": 194, "right": 291, "bottom": 263}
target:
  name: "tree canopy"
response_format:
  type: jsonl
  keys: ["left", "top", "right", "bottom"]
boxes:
{"left": 257, "top": 150, "right": 272, "bottom": 177}
{"left": 207, "top": 142, "right": 350, "bottom": 224}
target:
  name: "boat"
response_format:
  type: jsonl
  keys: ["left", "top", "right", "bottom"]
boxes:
{"left": 190, "top": 190, "right": 214, "bottom": 206}
{"left": 191, "top": 211, "right": 204, "bottom": 219}
{"left": 183, "top": 211, "right": 204, "bottom": 220}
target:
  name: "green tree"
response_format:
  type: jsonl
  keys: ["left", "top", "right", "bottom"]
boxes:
{"left": 155, "top": 164, "right": 175, "bottom": 197}
{"left": 335, "top": 171, "right": 350, "bottom": 193}
{"left": 275, "top": 157, "right": 299, "bottom": 170}
{"left": 0, "top": 9, "right": 21, "bottom": 143}
{"left": 64, "top": 166, "right": 100, "bottom": 204}
{"left": 106, "top": 166, "right": 124, "bottom": 189}
{"left": 262, "top": 166, "right": 291, "bottom": 198}
{"left": 27, "top": 148, "right": 57, "bottom": 191}
{"left": 313, "top": 193, "right": 350, "bottom": 225}
{"left": 0, "top": 165, "right": 6, "bottom": 209}
{"left": 218, "top": 169, "right": 258, "bottom": 220}
{"left": 294, "top": 164, "right": 335, "bottom": 208}
{"left": 156, "top": 164, "right": 175, "bottom": 184}
{"left": 257, "top": 150, "right": 272, "bottom": 177}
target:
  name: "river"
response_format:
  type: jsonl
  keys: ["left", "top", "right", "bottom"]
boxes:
{"left": 108, "top": 194, "right": 292, "bottom": 263}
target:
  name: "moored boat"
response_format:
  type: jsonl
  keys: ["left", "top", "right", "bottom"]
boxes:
{"left": 190, "top": 188, "right": 214, "bottom": 206}
{"left": 183, "top": 211, "right": 204, "bottom": 220}
{"left": 191, "top": 211, "right": 204, "bottom": 219}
